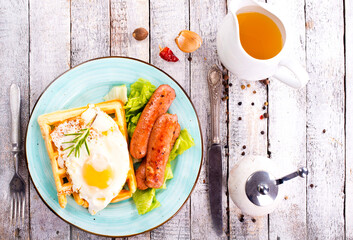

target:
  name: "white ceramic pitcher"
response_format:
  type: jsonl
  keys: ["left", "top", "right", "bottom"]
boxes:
{"left": 217, "top": 0, "right": 309, "bottom": 89}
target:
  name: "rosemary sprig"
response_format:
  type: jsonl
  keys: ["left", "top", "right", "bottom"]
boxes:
{"left": 62, "top": 114, "right": 97, "bottom": 157}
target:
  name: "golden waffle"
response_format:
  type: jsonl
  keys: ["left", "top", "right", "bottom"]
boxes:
{"left": 37, "top": 100, "right": 137, "bottom": 209}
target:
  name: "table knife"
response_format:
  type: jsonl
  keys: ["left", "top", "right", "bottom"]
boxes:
{"left": 207, "top": 65, "right": 223, "bottom": 236}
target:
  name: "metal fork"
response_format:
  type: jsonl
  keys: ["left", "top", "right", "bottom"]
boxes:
{"left": 9, "top": 84, "right": 26, "bottom": 225}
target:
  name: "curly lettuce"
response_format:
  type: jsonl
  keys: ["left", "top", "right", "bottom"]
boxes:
{"left": 124, "top": 78, "right": 156, "bottom": 137}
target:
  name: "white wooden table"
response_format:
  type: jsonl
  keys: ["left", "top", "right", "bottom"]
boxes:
{"left": 0, "top": 0, "right": 351, "bottom": 239}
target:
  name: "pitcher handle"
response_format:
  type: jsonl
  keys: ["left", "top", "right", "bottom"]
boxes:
{"left": 272, "top": 58, "right": 309, "bottom": 89}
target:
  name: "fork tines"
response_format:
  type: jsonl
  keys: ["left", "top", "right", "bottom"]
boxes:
{"left": 10, "top": 192, "right": 25, "bottom": 225}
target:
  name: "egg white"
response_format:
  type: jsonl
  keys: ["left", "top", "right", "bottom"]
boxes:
{"left": 51, "top": 106, "right": 130, "bottom": 215}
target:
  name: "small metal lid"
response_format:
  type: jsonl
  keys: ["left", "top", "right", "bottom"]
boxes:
{"left": 245, "top": 171, "right": 278, "bottom": 206}
{"left": 245, "top": 167, "right": 309, "bottom": 207}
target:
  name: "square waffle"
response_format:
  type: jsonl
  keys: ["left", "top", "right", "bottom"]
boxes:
{"left": 37, "top": 100, "right": 137, "bottom": 209}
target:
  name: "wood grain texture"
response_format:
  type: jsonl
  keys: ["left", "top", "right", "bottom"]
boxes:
{"left": 228, "top": 0, "right": 268, "bottom": 238}
{"left": 228, "top": 73, "right": 269, "bottom": 240}
{"left": 0, "top": 0, "right": 29, "bottom": 239}
{"left": 29, "top": 0, "right": 71, "bottom": 239}
{"left": 71, "top": 0, "right": 110, "bottom": 68}
{"left": 305, "top": 0, "right": 345, "bottom": 238}
{"left": 111, "top": 0, "right": 149, "bottom": 62}
{"left": 70, "top": 0, "right": 111, "bottom": 239}
{"left": 149, "top": 0, "right": 190, "bottom": 238}
{"left": 110, "top": 1, "right": 149, "bottom": 239}
{"left": 189, "top": 0, "right": 228, "bottom": 239}
{"left": 267, "top": 1, "right": 307, "bottom": 239}
{"left": 346, "top": 0, "right": 353, "bottom": 238}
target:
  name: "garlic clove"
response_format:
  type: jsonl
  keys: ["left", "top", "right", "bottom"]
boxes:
{"left": 175, "top": 30, "right": 202, "bottom": 53}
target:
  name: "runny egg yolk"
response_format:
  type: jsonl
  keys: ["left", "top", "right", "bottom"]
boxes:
{"left": 83, "top": 163, "right": 113, "bottom": 189}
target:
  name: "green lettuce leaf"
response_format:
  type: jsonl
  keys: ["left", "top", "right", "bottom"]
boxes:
{"left": 103, "top": 85, "right": 128, "bottom": 104}
{"left": 132, "top": 129, "right": 195, "bottom": 215}
{"left": 124, "top": 79, "right": 156, "bottom": 137}
{"left": 169, "top": 129, "right": 195, "bottom": 162}
{"left": 132, "top": 188, "right": 160, "bottom": 215}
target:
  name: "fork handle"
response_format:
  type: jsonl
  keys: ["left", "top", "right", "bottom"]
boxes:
{"left": 13, "top": 152, "right": 19, "bottom": 174}
{"left": 10, "top": 84, "right": 21, "bottom": 152}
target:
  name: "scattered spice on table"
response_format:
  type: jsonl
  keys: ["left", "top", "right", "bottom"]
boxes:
{"left": 260, "top": 79, "right": 270, "bottom": 85}
{"left": 239, "top": 214, "right": 245, "bottom": 222}
{"left": 260, "top": 115, "right": 264, "bottom": 120}
{"left": 261, "top": 131, "right": 265, "bottom": 135}
{"left": 159, "top": 46, "right": 179, "bottom": 62}
{"left": 229, "top": 83, "right": 233, "bottom": 87}
{"left": 253, "top": 90, "right": 257, "bottom": 94}
{"left": 188, "top": 56, "right": 192, "bottom": 61}
{"left": 247, "top": 84, "right": 251, "bottom": 88}
{"left": 241, "top": 151, "right": 245, "bottom": 156}
{"left": 251, "top": 102, "right": 254, "bottom": 106}
{"left": 310, "top": 184, "right": 314, "bottom": 188}
{"left": 264, "top": 101, "right": 268, "bottom": 106}
{"left": 175, "top": 30, "right": 202, "bottom": 53}
{"left": 264, "top": 113, "right": 269, "bottom": 118}
{"left": 132, "top": 27, "right": 148, "bottom": 41}
{"left": 262, "top": 106, "right": 266, "bottom": 110}
{"left": 323, "top": 129, "right": 326, "bottom": 133}
{"left": 241, "top": 85, "right": 246, "bottom": 90}
{"left": 238, "top": 117, "right": 242, "bottom": 121}
{"left": 251, "top": 218, "right": 256, "bottom": 223}
{"left": 284, "top": 196, "right": 289, "bottom": 200}
{"left": 242, "top": 145, "right": 246, "bottom": 149}
{"left": 238, "top": 102, "right": 242, "bottom": 106}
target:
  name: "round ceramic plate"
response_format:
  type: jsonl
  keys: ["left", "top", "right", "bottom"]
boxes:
{"left": 25, "top": 57, "right": 203, "bottom": 237}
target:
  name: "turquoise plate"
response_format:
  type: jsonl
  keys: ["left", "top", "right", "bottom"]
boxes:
{"left": 25, "top": 57, "right": 203, "bottom": 237}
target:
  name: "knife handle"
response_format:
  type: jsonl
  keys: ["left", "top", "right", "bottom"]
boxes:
{"left": 10, "top": 84, "right": 21, "bottom": 152}
{"left": 208, "top": 65, "right": 222, "bottom": 144}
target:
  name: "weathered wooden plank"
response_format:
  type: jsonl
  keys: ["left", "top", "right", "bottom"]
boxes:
{"left": 267, "top": 1, "right": 307, "bottom": 239}
{"left": 305, "top": 0, "right": 345, "bottom": 238}
{"left": 29, "top": 0, "right": 71, "bottom": 239}
{"left": 149, "top": 0, "right": 190, "bottom": 238}
{"left": 111, "top": 0, "right": 149, "bottom": 62}
{"left": 0, "top": 0, "right": 29, "bottom": 239}
{"left": 228, "top": 71, "right": 269, "bottom": 240}
{"left": 110, "top": 0, "right": 149, "bottom": 239}
{"left": 189, "top": 0, "right": 228, "bottom": 239}
{"left": 346, "top": 0, "right": 353, "bottom": 238}
{"left": 70, "top": 0, "right": 111, "bottom": 239}
{"left": 227, "top": 0, "right": 269, "bottom": 239}
{"left": 71, "top": 0, "right": 110, "bottom": 67}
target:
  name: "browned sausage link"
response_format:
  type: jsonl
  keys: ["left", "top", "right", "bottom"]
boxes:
{"left": 136, "top": 159, "right": 149, "bottom": 190}
{"left": 130, "top": 85, "right": 176, "bottom": 159}
{"left": 136, "top": 124, "right": 180, "bottom": 190}
{"left": 171, "top": 123, "right": 181, "bottom": 149}
{"left": 145, "top": 114, "right": 178, "bottom": 189}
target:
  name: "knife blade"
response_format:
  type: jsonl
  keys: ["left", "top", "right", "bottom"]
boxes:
{"left": 207, "top": 65, "right": 223, "bottom": 235}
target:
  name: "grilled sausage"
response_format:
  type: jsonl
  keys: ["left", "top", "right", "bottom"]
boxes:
{"left": 136, "top": 159, "right": 148, "bottom": 190}
{"left": 130, "top": 85, "right": 176, "bottom": 159}
{"left": 136, "top": 122, "right": 180, "bottom": 190}
{"left": 171, "top": 123, "right": 181, "bottom": 148}
{"left": 145, "top": 114, "right": 178, "bottom": 189}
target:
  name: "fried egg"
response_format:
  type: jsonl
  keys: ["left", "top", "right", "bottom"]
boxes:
{"left": 50, "top": 105, "right": 130, "bottom": 215}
